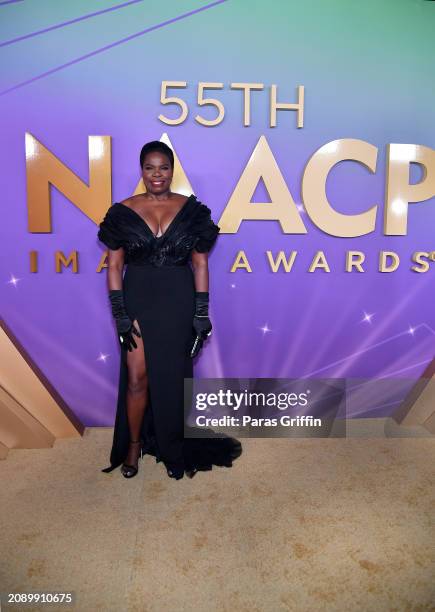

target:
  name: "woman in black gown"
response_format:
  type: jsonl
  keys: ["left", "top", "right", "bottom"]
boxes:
{"left": 98, "top": 141, "right": 242, "bottom": 480}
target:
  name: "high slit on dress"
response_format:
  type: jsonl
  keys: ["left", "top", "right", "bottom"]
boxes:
{"left": 98, "top": 194, "right": 242, "bottom": 477}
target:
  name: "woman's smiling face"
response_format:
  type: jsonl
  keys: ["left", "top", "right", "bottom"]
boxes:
{"left": 142, "top": 151, "right": 173, "bottom": 194}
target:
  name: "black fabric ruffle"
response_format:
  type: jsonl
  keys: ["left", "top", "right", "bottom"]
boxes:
{"left": 97, "top": 196, "right": 221, "bottom": 258}
{"left": 192, "top": 202, "right": 220, "bottom": 253}
{"left": 182, "top": 426, "right": 243, "bottom": 473}
{"left": 97, "top": 206, "right": 124, "bottom": 251}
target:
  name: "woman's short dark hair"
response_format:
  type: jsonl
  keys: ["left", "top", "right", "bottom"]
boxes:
{"left": 139, "top": 141, "right": 174, "bottom": 169}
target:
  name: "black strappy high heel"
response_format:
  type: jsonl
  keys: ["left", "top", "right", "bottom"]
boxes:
{"left": 165, "top": 463, "right": 184, "bottom": 480}
{"left": 121, "top": 440, "right": 143, "bottom": 478}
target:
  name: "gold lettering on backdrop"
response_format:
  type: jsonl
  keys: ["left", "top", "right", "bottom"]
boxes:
{"left": 411, "top": 252, "right": 432, "bottom": 273}
{"left": 230, "top": 83, "right": 264, "bottom": 126}
{"left": 24, "top": 132, "right": 434, "bottom": 239}
{"left": 218, "top": 135, "right": 306, "bottom": 234}
{"left": 270, "top": 85, "right": 304, "bottom": 128}
{"left": 30, "top": 251, "right": 38, "bottom": 273}
{"left": 97, "top": 252, "right": 109, "bottom": 272}
{"left": 195, "top": 83, "right": 225, "bottom": 127}
{"left": 302, "top": 139, "right": 378, "bottom": 237}
{"left": 158, "top": 81, "right": 188, "bottom": 125}
{"left": 346, "top": 251, "right": 365, "bottom": 272}
{"left": 384, "top": 144, "right": 435, "bottom": 235}
{"left": 55, "top": 251, "right": 78, "bottom": 273}
{"left": 26, "top": 133, "right": 112, "bottom": 232}
{"left": 230, "top": 251, "right": 252, "bottom": 272}
{"left": 158, "top": 82, "right": 304, "bottom": 128}
{"left": 308, "top": 251, "right": 330, "bottom": 272}
{"left": 266, "top": 251, "right": 297, "bottom": 272}
{"left": 379, "top": 251, "right": 400, "bottom": 272}
{"left": 23, "top": 249, "right": 433, "bottom": 274}
{"left": 217, "top": 139, "right": 434, "bottom": 237}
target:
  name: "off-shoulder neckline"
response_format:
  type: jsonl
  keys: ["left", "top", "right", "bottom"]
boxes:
{"left": 114, "top": 194, "right": 196, "bottom": 240}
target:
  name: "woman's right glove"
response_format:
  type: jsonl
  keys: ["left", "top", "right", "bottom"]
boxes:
{"left": 108, "top": 289, "right": 141, "bottom": 352}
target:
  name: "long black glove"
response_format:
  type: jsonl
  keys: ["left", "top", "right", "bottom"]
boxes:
{"left": 193, "top": 291, "right": 212, "bottom": 337}
{"left": 191, "top": 291, "right": 212, "bottom": 358}
{"left": 108, "top": 289, "right": 141, "bottom": 352}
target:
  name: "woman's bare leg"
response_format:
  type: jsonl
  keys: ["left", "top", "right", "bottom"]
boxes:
{"left": 123, "top": 318, "right": 148, "bottom": 470}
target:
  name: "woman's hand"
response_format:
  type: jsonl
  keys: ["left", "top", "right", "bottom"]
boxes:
{"left": 116, "top": 319, "right": 141, "bottom": 352}
{"left": 108, "top": 289, "right": 142, "bottom": 352}
{"left": 193, "top": 291, "right": 212, "bottom": 339}
{"left": 193, "top": 314, "right": 212, "bottom": 339}
{"left": 190, "top": 316, "right": 212, "bottom": 358}
{"left": 190, "top": 291, "right": 212, "bottom": 357}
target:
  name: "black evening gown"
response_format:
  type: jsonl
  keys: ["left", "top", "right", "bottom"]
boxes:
{"left": 97, "top": 194, "right": 242, "bottom": 478}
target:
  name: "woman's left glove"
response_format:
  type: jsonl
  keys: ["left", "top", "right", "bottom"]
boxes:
{"left": 193, "top": 291, "right": 212, "bottom": 339}
{"left": 190, "top": 291, "right": 212, "bottom": 358}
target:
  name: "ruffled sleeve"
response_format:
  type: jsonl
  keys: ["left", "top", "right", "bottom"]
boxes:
{"left": 193, "top": 203, "right": 220, "bottom": 253}
{"left": 97, "top": 205, "right": 124, "bottom": 250}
